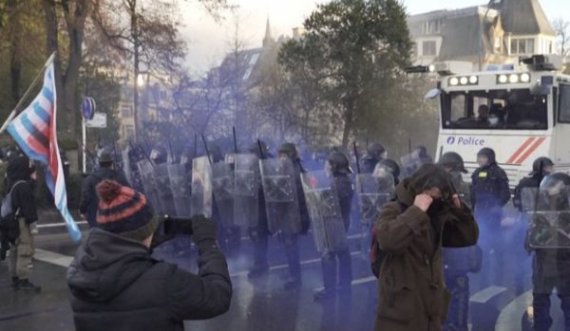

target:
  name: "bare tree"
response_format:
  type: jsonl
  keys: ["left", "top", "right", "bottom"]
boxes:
{"left": 554, "top": 18, "right": 570, "bottom": 60}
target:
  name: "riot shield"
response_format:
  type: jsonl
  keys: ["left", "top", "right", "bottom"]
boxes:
{"left": 356, "top": 173, "right": 395, "bottom": 227}
{"left": 168, "top": 164, "right": 191, "bottom": 217}
{"left": 233, "top": 154, "right": 260, "bottom": 228}
{"left": 136, "top": 160, "right": 160, "bottom": 214}
{"left": 122, "top": 149, "right": 132, "bottom": 186}
{"left": 302, "top": 171, "right": 348, "bottom": 253}
{"left": 259, "top": 158, "right": 302, "bottom": 235}
{"left": 191, "top": 156, "right": 213, "bottom": 218}
{"left": 400, "top": 150, "right": 424, "bottom": 178}
{"left": 154, "top": 164, "right": 176, "bottom": 216}
{"left": 211, "top": 162, "right": 234, "bottom": 227}
{"left": 524, "top": 183, "right": 570, "bottom": 249}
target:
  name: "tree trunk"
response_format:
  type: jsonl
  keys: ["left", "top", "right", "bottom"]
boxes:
{"left": 8, "top": 0, "right": 22, "bottom": 109}
{"left": 341, "top": 99, "right": 354, "bottom": 148}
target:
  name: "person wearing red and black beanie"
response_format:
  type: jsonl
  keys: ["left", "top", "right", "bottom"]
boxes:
{"left": 67, "top": 180, "right": 232, "bottom": 331}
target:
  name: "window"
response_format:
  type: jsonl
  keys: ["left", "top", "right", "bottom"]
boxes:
{"left": 441, "top": 89, "right": 548, "bottom": 130}
{"left": 422, "top": 41, "right": 437, "bottom": 56}
{"left": 511, "top": 38, "right": 535, "bottom": 55}
{"left": 559, "top": 84, "right": 570, "bottom": 123}
{"left": 411, "top": 42, "right": 418, "bottom": 60}
{"left": 423, "top": 19, "right": 442, "bottom": 34}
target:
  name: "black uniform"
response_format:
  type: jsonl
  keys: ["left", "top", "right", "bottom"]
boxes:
{"left": 442, "top": 171, "right": 480, "bottom": 331}
{"left": 529, "top": 173, "right": 570, "bottom": 331}
{"left": 248, "top": 143, "right": 272, "bottom": 278}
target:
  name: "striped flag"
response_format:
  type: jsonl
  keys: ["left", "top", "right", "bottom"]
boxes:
{"left": 6, "top": 59, "right": 81, "bottom": 242}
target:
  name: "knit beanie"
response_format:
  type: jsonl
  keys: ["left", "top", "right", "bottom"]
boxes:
{"left": 96, "top": 180, "right": 159, "bottom": 242}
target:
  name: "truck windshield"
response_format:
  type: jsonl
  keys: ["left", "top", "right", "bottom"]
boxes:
{"left": 441, "top": 89, "right": 548, "bottom": 130}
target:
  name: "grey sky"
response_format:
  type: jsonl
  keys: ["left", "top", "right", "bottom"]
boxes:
{"left": 180, "top": 0, "right": 567, "bottom": 74}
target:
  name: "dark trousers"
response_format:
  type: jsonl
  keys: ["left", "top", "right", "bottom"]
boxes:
{"left": 444, "top": 272, "right": 470, "bottom": 331}
{"left": 281, "top": 234, "right": 301, "bottom": 280}
{"left": 249, "top": 228, "right": 269, "bottom": 269}
{"left": 321, "top": 249, "right": 352, "bottom": 291}
{"left": 533, "top": 257, "right": 570, "bottom": 331}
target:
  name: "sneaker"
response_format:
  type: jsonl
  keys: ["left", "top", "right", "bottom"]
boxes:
{"left": 247, "top": 266, "right": 269, "bottom": 279}
{"left": 313, "top": 289, "right": 336, "bottom": 301}
{"left": 17, "top": 279, "right": 41, "bottom": 293}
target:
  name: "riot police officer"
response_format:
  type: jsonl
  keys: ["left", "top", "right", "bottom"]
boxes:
{"left": 514, "top": 157, "right": 554, "bottom": 212}
{"left": 440, "top": 152, "right": 481, "bottom": 331}
{"left": 471, "top": 147, "right": 510, "bottom": 284}
{"left": 373, "top": 159, "right": 401, "bottom": 185}
{"left": 529, "top": 173, "right": 570, "bottom": 331}
{"left": 80, "top": 149, "right": 130, "bottom": 228}
{"left": 314, "top": 151, "right": 354, "bottom": 301}
{"left": 277, "top": 142, "right": 310, "bottom": 290}
{"left": 361, "top": 143, "right": 387, "bottom": 174}
{"left": 248, "top": 141, "right": 272, "bottom": 279}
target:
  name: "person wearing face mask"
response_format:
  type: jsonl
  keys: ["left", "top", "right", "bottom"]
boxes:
{"left": 527, "top": 173, "right": 570, "bottom": 331}
{"left": 471, "top": 148, "right": 511, "bottom": 281}
{"left": 375, "top": 164, "right": 479, "bottom": 331}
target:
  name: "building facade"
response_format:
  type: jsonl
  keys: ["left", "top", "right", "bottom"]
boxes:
{"left": 409, "top": 0, "right": 556, "bottom": 70}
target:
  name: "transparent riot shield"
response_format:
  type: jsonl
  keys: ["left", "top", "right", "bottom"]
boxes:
{"left": 154, "top": 164, "right": 176, "bottom": 216}
{"left": 137, "top": 160, "right": 160, "bottom": 214}
{"left": 168, "top": 164, "right": 191, "bottom": 217}
{"left": 400, "top": 150, "right": 424, "bottom": 179}
{"left": 302, "top": 171, "right": 348, "bottom": 253}
{"left": 259, "top": 158, "right": 302, "bottom": 235}
{"left": 233, "top": 154, "right": 260, "bottom": 228}
{"left": 356, "top": 173, "right": 395, "bottom": 227}
{"left": 191, "top": 156, "right": 213, "bottom": 218}
{"left": 211, "top": 162, "right": 234, "bottom": 228}
{"left": 523, "top": 183, "right": 570, "bottom": 249}
{"left": 122, "top": 149, "right": 132, "bottom": 186}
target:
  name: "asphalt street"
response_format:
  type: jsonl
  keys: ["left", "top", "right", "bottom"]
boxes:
{"left": 0, "top": 219, "right": 566, "bottom": 331}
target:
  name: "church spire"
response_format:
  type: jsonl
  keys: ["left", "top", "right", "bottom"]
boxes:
{"left": 263, "top": 17, "right": 274, "bottom": 47}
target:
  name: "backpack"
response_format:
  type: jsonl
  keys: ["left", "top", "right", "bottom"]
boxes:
{"left": 0, "top": 181, "right": 26, "bottom": 239}
{"left": 370, "top": 202, "right": 406, "bottom": 278}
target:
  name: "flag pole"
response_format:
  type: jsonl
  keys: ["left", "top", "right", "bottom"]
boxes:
{"left": 0, "top": 52, "right": 56, "bottom": 134}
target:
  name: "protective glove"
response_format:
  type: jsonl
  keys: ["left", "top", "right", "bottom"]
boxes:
{"left": 191, "top": 214, "right": 219, "bottom": 252}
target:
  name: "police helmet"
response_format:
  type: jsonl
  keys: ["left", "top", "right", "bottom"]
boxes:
{"left": 531, "top": 157, "right": 554, "bottom": 176}
{"left": 327, "top": 151, "right": 351, "bottom": 174}
{"left": 439, "top": 152, "right": 468, "bottom": 174}
{"left": 278, "top": 143, "right": 299, "bottom": 160}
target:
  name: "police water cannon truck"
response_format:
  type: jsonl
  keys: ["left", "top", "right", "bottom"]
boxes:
{"left": 419, "top": 55, "right": 570, "bottom": 186}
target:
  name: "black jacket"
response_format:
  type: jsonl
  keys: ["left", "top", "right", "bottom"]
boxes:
{"left": 332, "top": 173, "right": 353, "bottom": 230}
{"left": 67, "top": 229, "right": 232, "bottom": 331}
{"left": 80, "top": 168, "right": 129, "bottom": 227}
{"left": 471, "top": 163, "right": 510, "bottom": 210}
{"left": 513, "top": 175, "right": 542, "bottom": 212}
{"left": 6, "top": 156, "right": 37, "bottom": 224}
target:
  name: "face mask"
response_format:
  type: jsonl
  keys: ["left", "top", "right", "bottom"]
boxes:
{"left": 381, "top": 151, "right": 388, "bottom": 159}
{"left": 489, "top": 117, "right": 499, "bottom": 126}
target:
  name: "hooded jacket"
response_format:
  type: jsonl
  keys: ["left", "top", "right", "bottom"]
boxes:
{"left": 7, "top": 156, "right": 37, "bottom": 224}
{"left": 67, "top": 229, "right": 232, "bottom": 331}
{"left": 375, "top": 180, "right": 479, "bottom": 331}
{"left": 80, "top": 167, "right": 129, "bottom": 227}
{"left": 471, "top": 148, "right": 511, "bottom": 210}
